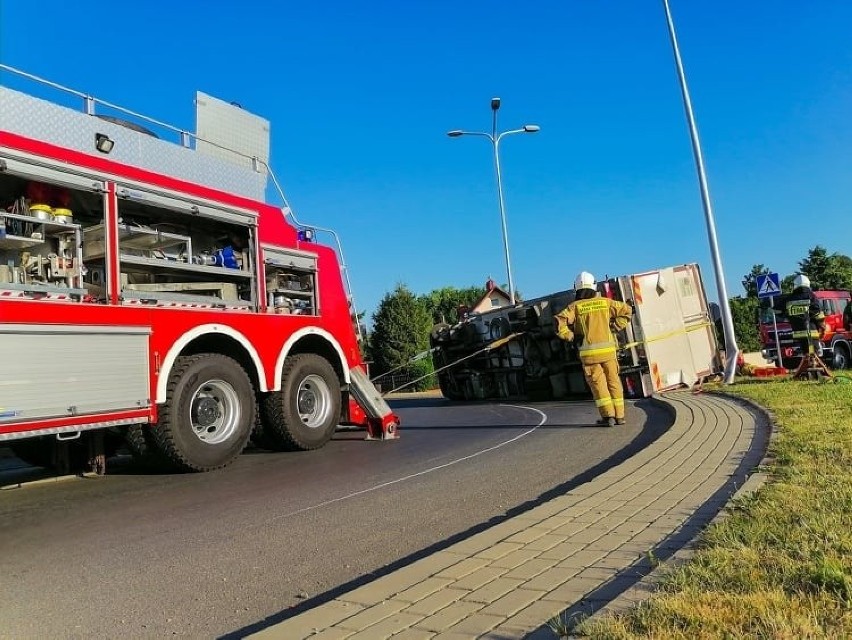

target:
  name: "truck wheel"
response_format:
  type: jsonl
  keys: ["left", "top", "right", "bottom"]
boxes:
{"left": 123, "top": 424, "right": 171, "bottom": 469}
{"left": 438, "top": 373, "right": 465, "bottom": 401}
{"left": 124, "top": 424, "right": 152, "bottom": 459}
{"left": 832, "top": 343, "right": 850, "bottom": 370}
{"left": 151, "top": 354, "right": 254, "bottom": 472}
{"left": 261, "top": 354, "right": 341, "bottom": 451}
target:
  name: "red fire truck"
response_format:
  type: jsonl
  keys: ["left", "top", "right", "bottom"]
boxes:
{"left": 0, "top": 65, "right": 398, "bottom": 473}
{"left": 758, "top": 289, "right": 852, "bottom": 370}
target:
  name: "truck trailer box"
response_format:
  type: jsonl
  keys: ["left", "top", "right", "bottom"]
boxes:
{"left": 430, "top": 263, "right": 722, "bottom": 401}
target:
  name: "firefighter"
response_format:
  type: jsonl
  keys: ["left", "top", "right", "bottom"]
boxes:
{"left": 555, "top": 272, "right": 633, "bottom": 427}
{"left": 785, "top": 274, "right": 827, "bottom": 360}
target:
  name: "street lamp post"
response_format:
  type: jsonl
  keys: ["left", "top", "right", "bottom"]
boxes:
{"left": 448, "top": 98, "right": 539, "bottom": 305}
{"left": 662, "top": 0, "right": 740, "bottom": 383}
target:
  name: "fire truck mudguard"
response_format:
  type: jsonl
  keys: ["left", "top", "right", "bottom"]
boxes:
{"left": 260, "top": 353, "right": 341, "bottom": 451}
{"left": 150, "top": 353, "right": 256, "bottom": 472}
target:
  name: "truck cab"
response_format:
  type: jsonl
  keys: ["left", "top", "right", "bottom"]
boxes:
{"left": 759, "top": 290, "right": 852, "bottom": 370}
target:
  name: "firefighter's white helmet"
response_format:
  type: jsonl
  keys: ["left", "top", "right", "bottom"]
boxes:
{"left": 793, "top": 274, "right": 811, "bottom": 289}
{"left": 574, "top": 271, "right": 596, "bottom": 291}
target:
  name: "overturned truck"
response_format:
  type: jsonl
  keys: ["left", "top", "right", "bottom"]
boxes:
{"left": 430, "top": 264, "right": 722, "bottom": 401}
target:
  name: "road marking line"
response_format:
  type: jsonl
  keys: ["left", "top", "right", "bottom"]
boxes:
{"left": 271, "top": 404, "right": 548, "bottom": 521}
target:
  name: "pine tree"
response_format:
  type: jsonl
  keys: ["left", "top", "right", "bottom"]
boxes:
{"left": 369, "top": 284, "right": 434, "bottom": 390}
{"left": 797, "top": 245, "right": 852, "bottom": 290}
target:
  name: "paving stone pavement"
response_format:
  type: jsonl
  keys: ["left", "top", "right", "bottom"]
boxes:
{"left": 249, "top": 392, "right": 767, "bottom": 640}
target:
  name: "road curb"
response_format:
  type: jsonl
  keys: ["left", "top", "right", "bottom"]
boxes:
{"left": 567, "top": 390, "right": 775, "bottom": 635}
{"left": 248, "top": 392, "right": 763, "bottom": 640}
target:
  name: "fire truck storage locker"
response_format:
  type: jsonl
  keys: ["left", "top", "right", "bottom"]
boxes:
{"left": 263, "top": 246, "right": 318, "bottom": 315}
{"left": 95, "top": 184, "right": 258, "bottom": 308}
{"left": 0, "top": 156, "right": 105, "bottom": 300}
{"left": 0, "top": 324, "right": 150, "bottom": 424}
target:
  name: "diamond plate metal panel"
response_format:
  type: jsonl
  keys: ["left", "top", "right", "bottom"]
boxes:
{"left": 195, "top": 91, "right": 270, "bottom": 176}
{"left": 0, "top": 86, "right": 266, "bottom": 201}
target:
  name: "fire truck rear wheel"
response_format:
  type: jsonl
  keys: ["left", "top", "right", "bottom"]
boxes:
{"left": 261, "top": 354, "right": 341, "bottom": 451}
{"left": 152, "top": 353, "right": 255, "bottom": 472}
{"left": 831, "top": 343, "right": 850, "bottom": 370}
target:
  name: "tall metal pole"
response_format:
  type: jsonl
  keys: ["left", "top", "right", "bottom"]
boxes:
{"left": 490, "top": 98, "right": 516, "bottom": 305}
{"left": 447, "top": 102, "right": 537, "bottom": 307}
{"left": 770, "top": 295, "right": 783, "bottom": 368}
{"left": 492, "top": 135, "right": 516, "bottom": 304}
{"left": 662, "top": 0, "right": 740, "bottom": 383}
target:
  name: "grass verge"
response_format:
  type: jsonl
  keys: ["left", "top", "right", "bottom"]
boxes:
{"left": 576, "top": 377, "right": 852, "bottom": 639}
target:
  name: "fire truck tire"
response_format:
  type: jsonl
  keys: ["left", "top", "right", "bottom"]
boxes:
{"left": 249, "top": 399, "right": 277, "bottom": 450}
{"left": 261, "top": 354, "right": 341, "bottom": 451}
{"left": 151, "top": 353, "right": 255, "bottom": 472}
{"left": 831, "top": 343, "right": 850, "bottom": 370}
{"left": 123, "top": 424, "right": 165, "bottom": 464}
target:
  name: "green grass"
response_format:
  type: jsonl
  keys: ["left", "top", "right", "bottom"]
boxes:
{"left": 575, "top": 378, "right": 852, "bottom": 639}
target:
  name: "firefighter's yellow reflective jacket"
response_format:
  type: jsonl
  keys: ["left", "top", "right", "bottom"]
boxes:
{"left": 785, "top": 286, "right": 826, "bottom": 340}
{"left": 555, "top": 295, "right": 633, "bottom": 364}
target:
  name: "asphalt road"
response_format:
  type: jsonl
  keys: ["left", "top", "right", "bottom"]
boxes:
{"left": 0, "top": 397, "right": 670, "bottom": 639}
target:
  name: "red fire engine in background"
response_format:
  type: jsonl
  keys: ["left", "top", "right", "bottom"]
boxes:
{"left": 0, "top": 65, "right": 398, "bottom": 473}
{"left": 758, "top": 289, "right": 852, "bottom": 370}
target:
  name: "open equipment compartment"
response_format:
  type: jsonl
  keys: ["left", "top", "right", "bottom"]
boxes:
{"left": 82, "top": 185, "right": 259, "bottom": 309}
{"left": 0, "top": 161, "right": 104, "bottom": 302}
{"left": 263, "top": 245, "right": 318, "bottom": 315}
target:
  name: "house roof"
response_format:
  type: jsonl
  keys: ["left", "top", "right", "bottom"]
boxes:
{"left": 470, "top": 278, "right": 512, "bottom": 310}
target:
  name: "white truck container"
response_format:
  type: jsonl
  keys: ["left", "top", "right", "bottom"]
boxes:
{"left": 430, "top": 263, "right": 721, "bottom": 400}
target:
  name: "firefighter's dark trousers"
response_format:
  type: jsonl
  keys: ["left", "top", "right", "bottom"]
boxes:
{"left": 582, "top": 358, "right": 624, "bottom": 420}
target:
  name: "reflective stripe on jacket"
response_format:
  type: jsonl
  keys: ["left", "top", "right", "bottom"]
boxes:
{"left": 555, "top": 295, "right": 632, "bottom": 364}
{"left": 785, "top": 288, "right": 826, "bottom": 338}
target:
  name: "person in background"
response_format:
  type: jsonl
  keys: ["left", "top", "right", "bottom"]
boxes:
{"left": 785, "top": 274, "right": 826, "bottom": 359}
{"left": 555, "top": 272, "right": 633, "bottom": 427}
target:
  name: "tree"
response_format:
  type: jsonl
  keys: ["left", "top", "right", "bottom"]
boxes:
{"left": 821, "top": 253, "right": 852, "bottom": 290}
{"left": 741, "top": 264, "right": 770, "bottom": 298}
{"left": 418, "top": 285, "right": 487, "bottom": 325}
{"left": 369, "top": 284, "right": 434, "bottom": 390}
{"left": 797, "top": 245, "right": 852, "bottom": 290}
{"left": 798, "top": 245, "right": 832, "bottom": 288}
{"left": 353, "top": 310, "right": 371, "bottom": 361}
{"left": 728, "top": 296, "right": 761, "bottom": 352}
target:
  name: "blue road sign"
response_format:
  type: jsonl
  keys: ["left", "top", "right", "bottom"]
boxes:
{"left": 756, "top": 272, "right": 781, "bottom": 299}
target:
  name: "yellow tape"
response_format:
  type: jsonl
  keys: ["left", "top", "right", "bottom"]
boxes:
{"left": 621, "top": 321, "right": 714, "bottom": 350}
{"left": 485, "top": 332, "right": 524, "bottom": 351}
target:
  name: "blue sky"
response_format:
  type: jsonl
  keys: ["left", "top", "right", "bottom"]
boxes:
{"left": 2, "top": 1, "right": 850, "bottom": 323}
